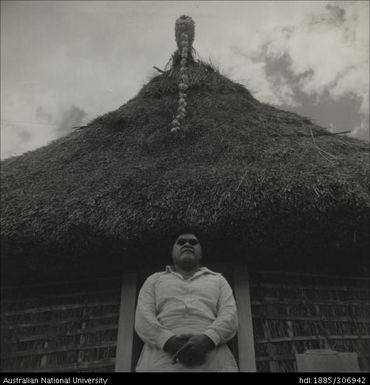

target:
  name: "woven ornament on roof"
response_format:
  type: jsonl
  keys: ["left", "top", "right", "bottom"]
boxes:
{"left": 171, "top": 15, "right": 195, "bottom": 133}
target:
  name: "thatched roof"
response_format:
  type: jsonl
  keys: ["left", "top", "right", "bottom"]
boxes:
{"left": 1, "top": 18, "right": 369, "bottom": 282}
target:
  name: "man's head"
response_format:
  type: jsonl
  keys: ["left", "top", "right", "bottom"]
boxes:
{"left": 171, "top": 228, "right": 203, "bottom": 270}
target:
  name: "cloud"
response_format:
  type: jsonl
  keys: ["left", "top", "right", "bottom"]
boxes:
{"left": 222, "top": 1, "right": 369, "bottom": 140}
{"left": 1, "top": 104, "right": 89, "bottom": 159}
{"left": 54, "top": 105, "right": 88, "bottom": 136}
{"left": 350, "top": 120, "right": 369, "bottom": 141}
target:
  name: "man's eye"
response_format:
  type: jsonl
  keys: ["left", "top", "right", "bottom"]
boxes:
{"left": 177, "top": 239, "right": 198, "bottom": 245}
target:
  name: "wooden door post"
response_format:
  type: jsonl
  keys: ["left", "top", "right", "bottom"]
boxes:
{"left": 114, "top": 272, "right": 137, "bottom": 372}
{"left": 234, "top": 265, "right": 257, "bottom": 372}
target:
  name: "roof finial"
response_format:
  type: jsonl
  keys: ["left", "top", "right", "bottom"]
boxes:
{"left": 175, "top": 15, "right": 195, "bottom": 52}
{"left": 171, "top": 16, "right": 195, "bottom": 133}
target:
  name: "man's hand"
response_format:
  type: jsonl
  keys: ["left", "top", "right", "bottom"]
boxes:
{"left": 172, "top": 334, "right": 215, "bottom": 366}
{"left": 163, "top": 334, "right": 193, "bottom": 356}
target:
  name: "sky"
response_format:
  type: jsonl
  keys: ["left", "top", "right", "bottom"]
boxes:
{"left": 1, "top": 0, "right": 369, "bottom": 159}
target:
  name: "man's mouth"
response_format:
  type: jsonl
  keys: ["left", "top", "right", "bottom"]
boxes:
{"left": 181, "top": 247, "right": 194, "bottom": 253}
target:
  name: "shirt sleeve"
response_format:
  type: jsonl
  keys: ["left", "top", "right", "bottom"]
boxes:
{"left": 203, "top": 276, "right": 238, "bottom": 347}
{"left": 134, "top": 274, "right": 176, "bottom": 350}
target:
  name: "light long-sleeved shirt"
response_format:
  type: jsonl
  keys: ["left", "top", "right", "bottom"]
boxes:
{"left": 134, "top": 266, "right": 239, "bottom": 372}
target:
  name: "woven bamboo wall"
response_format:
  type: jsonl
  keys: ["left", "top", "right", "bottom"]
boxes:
{"left": 1, "top": 276, "right": 121, "bottom": 372}
{"left": 249, "top": 270, "right": 370, "bottom": 372}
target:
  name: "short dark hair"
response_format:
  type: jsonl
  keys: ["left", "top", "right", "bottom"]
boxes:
{"left": 171, "top": 226, "right": 204, "bottom": 245}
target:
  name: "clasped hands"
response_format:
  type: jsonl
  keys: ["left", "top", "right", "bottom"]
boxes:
{"left": 163, "top": 334, "right": 215, "bottom": 367}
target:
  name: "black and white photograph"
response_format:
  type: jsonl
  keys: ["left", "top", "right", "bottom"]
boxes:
{"left": 1, "top": 0, "right": 369, "bottom": 376}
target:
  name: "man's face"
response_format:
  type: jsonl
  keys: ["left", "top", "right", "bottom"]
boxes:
{"left": 171, "top": 233, "right": 202, "bottom": 269}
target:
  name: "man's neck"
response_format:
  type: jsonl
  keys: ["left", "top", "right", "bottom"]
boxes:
{"left": 174, "top": 264, "right": 200, "bottom": 279}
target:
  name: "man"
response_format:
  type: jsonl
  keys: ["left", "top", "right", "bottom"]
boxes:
{"left": 134, "top": 229, "right": 239, "bottom": 372}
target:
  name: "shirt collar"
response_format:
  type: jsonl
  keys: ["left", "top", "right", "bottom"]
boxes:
{"left": 165, "top": 265, "right": 219, "bottom": 277}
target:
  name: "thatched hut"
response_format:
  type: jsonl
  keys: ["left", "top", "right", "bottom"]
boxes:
{"left": 1, "top": 16, "right": 369, "bottom": 372}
